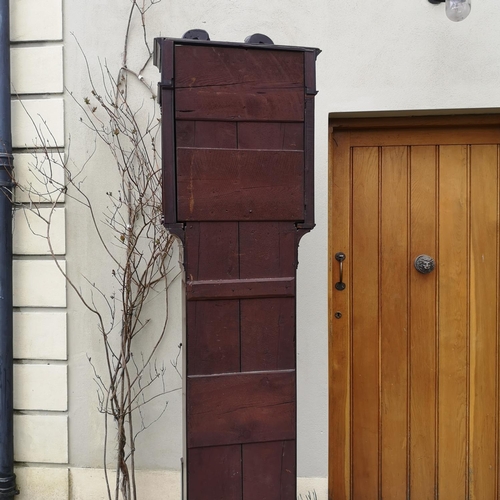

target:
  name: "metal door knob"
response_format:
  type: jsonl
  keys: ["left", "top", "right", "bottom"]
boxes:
{"left": 414, "top": 254, "right": 435, "bottom": 274}
{"left": 335, "top": 252, "right": 346, "bottom": 290}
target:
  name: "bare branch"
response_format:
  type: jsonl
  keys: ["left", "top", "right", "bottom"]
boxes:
{"left": 14, "top": 3, "right": 177, "bottom": 499}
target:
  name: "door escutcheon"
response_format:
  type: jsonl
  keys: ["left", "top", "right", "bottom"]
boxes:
{"left": 335, "top": 252, "right": 346, "bottom": 290}
{"left": 414, "top": 254, "right": 435, "bottom": 274}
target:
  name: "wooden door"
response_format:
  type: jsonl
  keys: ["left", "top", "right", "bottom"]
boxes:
{"left": 329, "top": 116, "right": 500, "bottom": 500}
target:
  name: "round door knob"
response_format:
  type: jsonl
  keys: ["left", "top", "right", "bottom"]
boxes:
{"left": 414, "top": 254, "right": 435, "bottom": 274}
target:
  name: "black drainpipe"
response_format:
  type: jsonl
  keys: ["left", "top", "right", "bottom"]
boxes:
{"left": 0, "top": 0, "right": 18, "bottom": 498}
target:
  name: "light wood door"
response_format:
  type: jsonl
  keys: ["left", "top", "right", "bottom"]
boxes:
{"left": 329, "top": 116, "right": 500, "bottom": 500}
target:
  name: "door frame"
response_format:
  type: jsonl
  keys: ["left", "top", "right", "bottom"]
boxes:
{"left": 327, "top": 112, "right": 500, "bottom": 497}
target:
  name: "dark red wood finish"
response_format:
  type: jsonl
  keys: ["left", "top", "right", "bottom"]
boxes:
{"left": 188, "top": 370, "right": 296, "bottom": 448}
{"left": 186, "top": 278, "right": 296, "bottom": 301}
{"left": 154, "top": 37, "right": 319, "bottom": 499}
{"left": 177, "top": 149, "right": 304, "bottom": 221}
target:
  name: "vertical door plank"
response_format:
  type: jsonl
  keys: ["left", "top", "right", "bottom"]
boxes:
{"left": 242, "top": 441, "right": 295, "bottom": 499}
{"left": 329, "top": 132, "right": 352, "bottom": 500}
{"left": 188, "top": 445, "right": 242, "bottom": 500}
{"left": 380, "top": 146, "right": 409, "bottom": 499}
{"left": 438, "top": 145, "right": 468, "bottom": 500}
{"left": 409, "top": 146, "right": 437, "bottom": 500}
{"left": 351, "top": 146, "right": 379, "bottom": 499}
{"left": 469, "top": 145, "right": 498, "bottom": 500}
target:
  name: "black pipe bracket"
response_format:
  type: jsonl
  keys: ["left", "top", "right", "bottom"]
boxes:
{"left": 0, "top": 472, "right": 19, "bottom": 498}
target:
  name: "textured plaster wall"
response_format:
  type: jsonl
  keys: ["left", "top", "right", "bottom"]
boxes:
{"left": 63, "top": 0, "right": 500, "bottom": 479}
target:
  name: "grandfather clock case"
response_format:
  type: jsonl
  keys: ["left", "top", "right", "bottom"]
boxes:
{"left": 154, "top": 35, "right": 319, "bottom": 499}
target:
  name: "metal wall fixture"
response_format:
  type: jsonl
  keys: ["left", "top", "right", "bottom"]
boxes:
{"left": 414, "top": 254, "right": 436, "bottom": 274}
{"left": 334, "top": 252, "right": 346, "bottom": 291}
{"left": 428, "top": 0, "right": 471, "bottom": 22}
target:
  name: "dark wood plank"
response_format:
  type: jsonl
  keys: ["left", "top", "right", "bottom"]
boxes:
{"left": 187, "top": 300, "right": 240, "bottom": 376}
{"left": 283, "top": 123, "right": 304, "bottom": 151}
{"left": 177, "top": 121, "right": 238, "bottom": 149}
{"left": 195, "top": 121, "right": 237, "bottom": 148}
{"left": 298, "top": 94, "right": 315, "bottom": 232}
{"left": 188, "top": 445, "right": 242, "bottom": 500}
{"left": 239, "top": 222, "right": 297, "bottom": 279}
{"left": 177, "top": 149, "right": 304, "bottom": 221}
{"left": 279, "top": 440, "right": 296, "bottom": 498}
{"left": 175, "top": 86, "right": 304, "bottom": 122}
{"left": 240, "top": 298, "right": 295, "bottom": 371}
{"left": 184, "top": 222, "right": 239, "bottom": 280}
{"left": 304, "top": 49, "right": 317, "bottom": 96}
{"left": 187, "top": 370, "right": 296, "bottom": 448}
{"left": 186, "top": 278, "right": 295, "bottom": 301}
{"left": 176, "top": 120, "right": 194, "bottom": 147}
{"left": 175, "top": 45, "right": 304, "bottom": 88}
{"left": 174, "top": 44, "right": 304, "bottom": 122}
{"left": 159, "top": 40, "right": 177, "bottom": 228}
{"left": 238, "top": 123, "right": 304, "bottom": 150}
{"left": 242, "top": 441, "right": 296, "bottom": 499}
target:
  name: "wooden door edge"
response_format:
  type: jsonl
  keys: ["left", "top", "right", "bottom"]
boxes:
{"left": 329, "top": 112, "right": 500, "bottom": 131}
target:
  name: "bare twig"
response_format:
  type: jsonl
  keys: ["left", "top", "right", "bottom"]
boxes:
{"left": 13, "top": 2, "right": 177, "bottom": 499}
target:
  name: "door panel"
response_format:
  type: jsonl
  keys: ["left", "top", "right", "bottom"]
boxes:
{"left": 329, "top": 119, "right": 500, "bottom": 499}
{"left": 329, "top": 132, "right": 352, "bottom": 499}
{"left": 380, "top": 146, "right": 409, "bottom": 499}
{"left": 351, "top": 146, "right": 379, "bottom": 499}
{"left": 469, "top": 145, "right": 498, "bottom": 499}
{"left": 438, "top": 145, "right": 468, "bottom": 499}
{"left": 409, "top": 145, "right": 437, "bottom": 500}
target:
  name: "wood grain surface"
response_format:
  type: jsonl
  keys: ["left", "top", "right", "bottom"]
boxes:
{"left": 187, "top": 370, "right": 296, "bottom": 448}
{"left": 174, "top": 45, "right": 304, "bottom": 122}
{"left": 351, "top": 146, "right": 380, "bottom": 499}
{"left": 156, "top": 40, "right": 316, "bottom": 499}
{"left": 329, "top": 131, "right": 352, "bottom": 500}
{"left": 177, "top": 148, "right": 304, "bottom": 221}
{"left": 186, "top": 277, "right": 295, "bottom": 301}
{"left": 330, "top": 118, "right": 500, "bottom": 499}
{"left": 409, "top": 146, "right": 437, "bottom": 500}
{"left": 242, "top": 441, "right": 296, "bottom": 500}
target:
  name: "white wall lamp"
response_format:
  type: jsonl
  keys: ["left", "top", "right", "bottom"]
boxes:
{"left": 428, "top": 0, "right": 471, "bottom": 22}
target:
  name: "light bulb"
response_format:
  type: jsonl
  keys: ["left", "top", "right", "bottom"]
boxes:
{"left": 445, "top": 0, "right": 471, "bottom": 22}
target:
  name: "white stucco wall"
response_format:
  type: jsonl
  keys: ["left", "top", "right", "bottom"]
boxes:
{"left": 55, "top": 0, "right": 500, "bottom": 488}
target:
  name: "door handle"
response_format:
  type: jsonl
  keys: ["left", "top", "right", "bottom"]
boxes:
{"left": 414, "top": 254, "right": 435, "bottom": 274}
{"left": 335, "top": 252, "right": 346, "bottom": 291}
